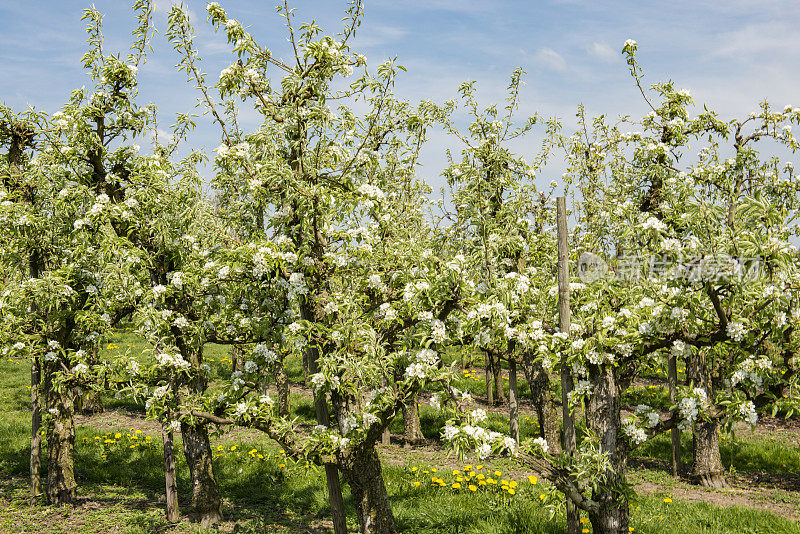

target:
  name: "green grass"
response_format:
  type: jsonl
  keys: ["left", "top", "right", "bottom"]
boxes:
{"left": 1, "top": 332, "right": 799, "bottom": 533}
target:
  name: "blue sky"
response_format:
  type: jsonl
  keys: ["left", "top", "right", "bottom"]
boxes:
{"left": 2, "top": 0, "right": 799, "bottom": 193}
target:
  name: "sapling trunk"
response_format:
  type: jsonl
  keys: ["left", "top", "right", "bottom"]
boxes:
{"left": 274, "top": 362, "right": 290, "bottom": 417}
{"left": 485, "top": 352, "right": 494, "bottom": 405}
{"left": 402, "top": 392, "right": 424, "bottom": 446}
{"left": 492, "top": 353, "right": 506, "bottom": 404}
{"left": 508, "top": 359, "right": 519, "bottom": 444}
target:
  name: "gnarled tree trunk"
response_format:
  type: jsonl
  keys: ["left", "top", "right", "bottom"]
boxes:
{"left": 692, "top": 418, "right": 727, "bottom": 489}
{"left": 586, "top": 365, "right": 630, "bottom": 534}
{"left": 687, "top": 350, "right": 727, "bottom": 488}
{"left": 181, "top": 423, "right": 222, "bottom": 527}
{"left": 342, "top": 447, "right": 397, "bottom": 534}
{"left": 45, "top": 385, "right": 77, "bottom": 505}
{"left": 521, "top": 356, "right": 561, "bottom": 454}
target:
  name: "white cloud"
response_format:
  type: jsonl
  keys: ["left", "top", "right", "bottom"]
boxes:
{"left": 711, "top": 21, "right": 800, "bottom": 59}
{"left": 352, "top": 25, "right": 409, "bottom": 48}
{"left": 586, "top": 41, "right": 620, "bottom": 64}
{"left": 531, "top": 47, "right": 567, "bottom": 72}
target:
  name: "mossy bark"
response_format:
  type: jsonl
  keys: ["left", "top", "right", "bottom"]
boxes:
{"left": 45, "top": 386, "right": 77, "bottom": 505}
{"left": 585, "top": 366, "right": 630, "bottom": 534}
{"left": 342, "top": 448, "right": 397, "bottom": 534}
{"left": 181, "top": 423, "right": 222, "bottom": 527}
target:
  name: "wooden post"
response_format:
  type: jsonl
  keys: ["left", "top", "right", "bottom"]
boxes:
{"left": 162, "top": 423, "right": 180, "bottom": 522}
{"left": 30, "top": 355, "right": 42, "bottom": 503}
{"left": 668, "top": 353, "right": 681, "bottom": 477}
{"left": 557, "top": 196, "right": 580, "bottom": 534}
{"left": 509, "top": 358, "right": 520, "bottom": 444}
{"left": 485, "top": 351, "right": 494, "bottom": 406}
{"left": 307, "top": 346, "right": 348, "bottom": 534}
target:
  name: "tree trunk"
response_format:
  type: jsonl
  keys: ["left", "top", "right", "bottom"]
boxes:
{"left": 508, "top": 359, "right": 519, "bottom": 444}
{"left": 30, "top": 355, "right": 42, "bottom": 503}
{"left": 78, "top": 388, "right": 104, "bottom": 415}
{"left": 181, "top": 423, "right": 222, "bottom": 527}
{"left": 492, "top": 353, "right": 506, "bottom": 404}
{"left": 692, "top": 418, "right": 728, "bottom": 489}
{"left": 485, "top": 352, "right": 494, "bottom": 405}
{"left": 588, "top": 505, "right": 630, "bottom": 534}
{"left": 305, "top": 341, "right": 348, "bottom": 534}
{"left": 342, "top": 448, "right": 397, "bottom": 534}
{"left": 162, "top": 424, "right": 180, "bottom": 522}
{"left": 586, "top": 365, "right": 630, "bottom": 534}
{"left": 46, "top": 387, "right": 77, "bottom": 505}
{"left": 667, "top": 353, "right": 681, "bottom": 477}
{"left": 687, "top": 350, "right": 727, "bottom": 489}
{"left": 274, "top": 362, "right": 290, "bottom": 417}
{"left": 521, "top": 357, "right": 561, "bottom": 454}
{"left": 402, "top": 393, "right": 424, "bottom": 446}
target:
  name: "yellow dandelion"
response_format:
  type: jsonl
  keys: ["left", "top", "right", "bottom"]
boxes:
{"left": 468, "top": 484, "right": 477, "bottom": 492}
{"left": 452, "top": 483, "right": 461, "bottom": 489}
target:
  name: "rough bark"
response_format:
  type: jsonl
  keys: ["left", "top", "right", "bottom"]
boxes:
{"left": 402, "top": 392, "right": 424, "bottom": 446}
{"left": 692, "top": 418, "right": 728, "bottom": 489}
{"left": 45, "top": 386, "right": 77, "bottom": 505}
{"left": 181, "top": 423, "right": 222, "bottom": 527}
{"left": 687, "top": 350, "right": 727, "bottom": 488}
{"left": 304, "top": 336, "right": 347, "bottom": 534}
{"left": 521, "top": 357, "right": 562, "bottom": 455}
{"left": 76, "top": 388, "right": 105, "bottom": 415}
{"left": 586, "top": 366, "right": 630, "bottom": 534}
{"left": 274, "top": 362, "right": 290, "bottom": 417}
{"left": 342, "top": 448, "right": 397, "bottom": 534}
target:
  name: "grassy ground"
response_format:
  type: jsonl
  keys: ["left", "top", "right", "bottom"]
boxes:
{"left": 1, "top": 332, "right": 799, "bottom": 533}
